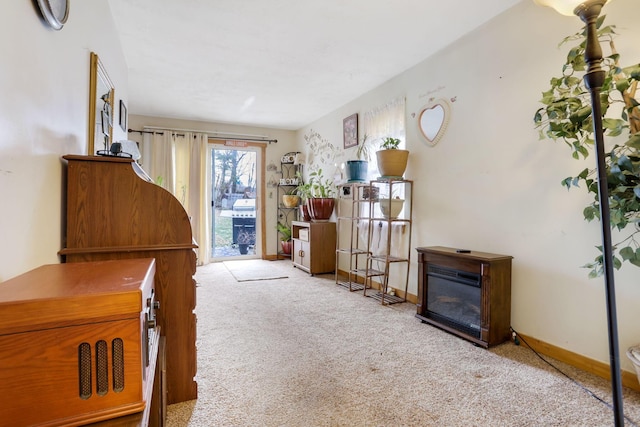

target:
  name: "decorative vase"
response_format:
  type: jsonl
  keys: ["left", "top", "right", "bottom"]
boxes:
{"left": 281, "top": 240, "right": 292, "bottom": 255}
{"left": 376, "top": 149, "right": 409, "bottom": 178}
{"left": 345, "top": 160, "right": 368, "bottom": 182}
{"left": 238, "top": 243, "right": 249, "bottom": 255}
{"left": 299, "top": 203, "right": 311, "bottom": 221}
{"left": 307, "top": 198, "right": 335, "bottom": 222}
{"left": 378, "top": 198, "right": 404, "bottom": 219}
{"left": 282, "top": 194, "right": 299, "bottom": 208}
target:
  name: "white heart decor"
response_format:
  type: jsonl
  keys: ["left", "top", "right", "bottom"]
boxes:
{"left": 418, "top": 99, "right": 451, "bottom": 146}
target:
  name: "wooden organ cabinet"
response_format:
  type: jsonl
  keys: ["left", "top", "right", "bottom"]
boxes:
{"left": 59, "top": 155, "right": 198, "bottom": 405}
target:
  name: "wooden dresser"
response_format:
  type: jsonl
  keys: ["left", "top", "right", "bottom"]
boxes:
{"left": 59, "top": 155, "right": 198, "bottom": 405}
{"left": 0, "top": 259, "right": 163, "bottom": 426}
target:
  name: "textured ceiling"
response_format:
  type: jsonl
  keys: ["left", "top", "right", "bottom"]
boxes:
{"left": 107, "top": 0, "right": 521, "bottom": 130}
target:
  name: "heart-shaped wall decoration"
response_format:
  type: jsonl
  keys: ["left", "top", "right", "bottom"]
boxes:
{"left": 418, "top": 99, "right": 451, "bottom": 146}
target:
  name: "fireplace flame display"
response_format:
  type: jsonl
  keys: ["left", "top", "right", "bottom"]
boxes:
{"left": 426, "top": 266, "right": 482, "bottom": 338}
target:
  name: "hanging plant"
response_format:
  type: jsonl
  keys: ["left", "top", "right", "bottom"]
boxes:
{"left": 533, "top": 15, "right": 640, "bottom": 277}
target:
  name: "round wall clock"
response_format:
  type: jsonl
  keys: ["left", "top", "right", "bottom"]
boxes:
{"left": 36, "top": 0, "right": 69, "bottom": 30}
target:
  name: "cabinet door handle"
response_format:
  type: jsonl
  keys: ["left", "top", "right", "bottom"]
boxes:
{"left": 299, "top": 250, "right": 304, "bottom": 257}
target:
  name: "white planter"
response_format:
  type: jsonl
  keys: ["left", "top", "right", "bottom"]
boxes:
{"left": 378, "top": 198, "right": 404, "bottom": 219}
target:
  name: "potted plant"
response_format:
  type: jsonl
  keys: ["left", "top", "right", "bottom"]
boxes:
{"left": 376, "top": 137, "right": 409, "bottom": 178}
{"left": 282, "top": 186, "right": 300, "bottom": 208}
{"left": 307, "top": 168, "right": 336, "bottom": 222}
{"left": 345, "top": 134, "right": 373, "bottom": 182}
{"left": 277, "top": 222, "right": 292, "bottom": 254}
{"left": 294, "top": 171, "right": 313, "bottom": 221}
{"left": 533, "top": 17, "right": 640, "bottom": 380}
{"left": 533, "top": 16, "right": 640, "bottom": 277}
{"left": 237, "top": 229, "right": 255, "bottom": 255}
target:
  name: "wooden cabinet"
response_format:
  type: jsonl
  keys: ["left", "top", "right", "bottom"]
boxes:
{"left": 59, "top": 155, "right": 197, "bottom": 405}
{"left": 292, "top": 221, "right": 336, "bottom": 275}
{"left": 0, "top": 259, "right": 163, "bottom": 426}
{"left": 415, "top": 246, "right": 513, "bottom": 348}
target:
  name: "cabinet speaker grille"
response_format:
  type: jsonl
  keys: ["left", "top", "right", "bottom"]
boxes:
{"left": 96, "top": 340, "right": 108, "bottom": 395}
{"left": 112, "top": 338, "right": 125, "bottom": 392}
{"left": 78, "top": 343, "right": 92, "bottom": 399}
{"left": 77, "top": 338, "right": 126, "bottom": 398}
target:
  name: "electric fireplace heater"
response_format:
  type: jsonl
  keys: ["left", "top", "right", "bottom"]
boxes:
{"left": 416, "top": 246, "right": 513, "bottom": 348}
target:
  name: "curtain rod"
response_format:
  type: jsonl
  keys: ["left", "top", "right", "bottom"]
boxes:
{"left": 128, "top": 127, "right": 277, "bottom": 144}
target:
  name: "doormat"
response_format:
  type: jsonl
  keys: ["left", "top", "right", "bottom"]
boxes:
{"left": 223, "top": 260, "right": 289, "bottom": 282}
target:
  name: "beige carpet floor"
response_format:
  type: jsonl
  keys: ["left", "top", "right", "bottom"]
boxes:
{"left": 166, "top": 260, "right": 640, "bottom": 426}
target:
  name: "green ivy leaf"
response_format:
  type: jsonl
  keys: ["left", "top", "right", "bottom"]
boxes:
{"left": 583, "top": 206, "right": 598, "bottom": 221}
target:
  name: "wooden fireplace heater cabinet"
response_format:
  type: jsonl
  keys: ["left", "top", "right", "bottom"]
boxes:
{"left": 415, "top": 246, "right": 513, "bottom": 348}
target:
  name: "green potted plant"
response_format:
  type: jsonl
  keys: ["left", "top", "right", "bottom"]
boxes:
{"left": 276, "top": 222, "right": 292, "bottom": 254}
{"left": 282, "top": 186, "right": 300, "bottom": 208}
{"left": 307, "top": 168, "right": 336, "bottom": 222}
{"left": 533, "top": 16, "right": 640, "bottom": 277}
{"left": 236, "top": 229, "right": 255, "bottom": 255}
{"left": 294, "top": 171, "right": 313, "bottom": 221}
{"left": 376, "top": 137, "right": 409, "bottom": 178}
{"left": 345, "top": 133, "right": 373, "bottom": 182}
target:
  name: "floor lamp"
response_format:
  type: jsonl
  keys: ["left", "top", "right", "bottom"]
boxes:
{"left": 533, "top": 0, "right": 624, "bottom": 425}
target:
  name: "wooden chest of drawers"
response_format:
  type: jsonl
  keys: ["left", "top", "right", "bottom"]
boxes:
{"left": 0, "top": 258, "right": 159, "bottom": 427}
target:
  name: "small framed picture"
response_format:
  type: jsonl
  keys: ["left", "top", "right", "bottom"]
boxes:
{"left": 343, "top": 113, "right": 358, "bottom": 149}
{"left": 119, "top": 100, "right": 128, "bottom": 132}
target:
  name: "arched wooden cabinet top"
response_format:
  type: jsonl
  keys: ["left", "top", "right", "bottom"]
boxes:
{"left": 60, "top": 154, "right": 198, "bottom": 406}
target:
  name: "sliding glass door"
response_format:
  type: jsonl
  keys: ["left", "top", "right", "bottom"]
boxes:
{"left": 209, "top": 142, "right": 262, "bottom": 261}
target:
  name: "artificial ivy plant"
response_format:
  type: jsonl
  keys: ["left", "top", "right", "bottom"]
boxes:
{"left": 533, "top": 15, "right": 640, "bottom": 277}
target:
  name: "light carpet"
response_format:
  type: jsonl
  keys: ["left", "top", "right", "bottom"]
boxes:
{"left": 167, "top": 260, "right": 640, "bottom": 426}
{"left": 223, "top": 259, "right": 289, "bottom": 282}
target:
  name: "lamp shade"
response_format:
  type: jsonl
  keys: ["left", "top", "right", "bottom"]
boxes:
{"left": 533, "top": 0, "right": 611, "bottom": 16}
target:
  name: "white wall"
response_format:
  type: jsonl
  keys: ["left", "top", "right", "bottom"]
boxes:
{"left": 297, "top": 0, "right": 640, "bottom": 373}
{"left": 0, "top": 2, "right": 128, "bottom": 281}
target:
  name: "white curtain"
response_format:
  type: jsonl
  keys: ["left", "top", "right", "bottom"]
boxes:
{"left": 143, "top": 130, "right": 210, "bottom": 265}
{"left": 363, "top": 96, "right": 406, "bottom": 146}
{"left": 144, "top": 131, "right": 175, "bottom": 188}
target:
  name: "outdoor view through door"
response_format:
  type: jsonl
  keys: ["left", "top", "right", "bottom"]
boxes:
{"left": 211, "top": 144, "right": 260, "bottom": 259}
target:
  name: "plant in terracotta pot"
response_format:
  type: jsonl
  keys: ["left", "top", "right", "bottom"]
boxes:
{"left": 376, "top": 137, "right": 409, "bottom": 178}
{"left": 533, "top": 17, "right": 640, "bottom": 277}
{"left": 276, "top": 222, "right": 292, "bottom": 254}
{"left": 345, "top": 133, "right": 374, "bottom": 183}
{"left": 307, "top": 168, "right": 336, "bottom": 222}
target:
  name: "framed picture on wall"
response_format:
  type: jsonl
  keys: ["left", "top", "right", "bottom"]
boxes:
{"left": 343, "top": 113, "right": 358, "bottom": 149}
{"left": 119, "top": 100, "right": 128, "bottom": 132}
